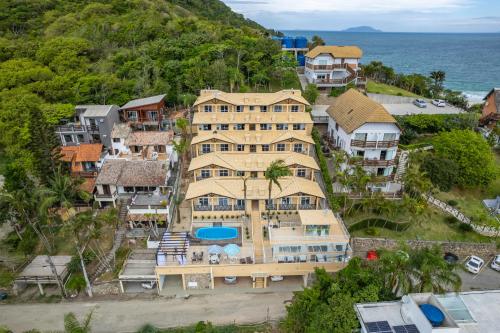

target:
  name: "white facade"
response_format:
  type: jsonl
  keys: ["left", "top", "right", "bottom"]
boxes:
{"left": 327, "top": 118, "right": 401, "bottom": 192}
{"left": 305, "top": 54, "right": 360, "bottom": 88}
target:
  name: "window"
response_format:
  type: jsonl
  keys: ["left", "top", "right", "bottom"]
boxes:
{"left": 300, "top": 196, "right": 310, "bottom": 206}
{"left": 281, "top": 197, "right": 291, "bottom": 205}
{"left": 77, "top": 134, "right": 85, "bottom": 143}
{"left": 201, "top": 144, "right": 211, "bottom": 153}
{"left": 218, "top": 197, "right": 229, "bottom": 206}
{"left": 293, "top": 123, "right": 305, "bottom": 130}
{"left": 236, "top": 144, "right": 244, "bottom": 152}
{"left": 260, "top": 106, "right": 268, "bottom": 112}
{"left": 277, "top": 143, "right": 285, "bottom": 151}
{"left": 236, "top": 199, "right": 245, "bottom": 207}
{"left": 383, "top": 133, "right": 397, "bottom": 141}
{"left": 260, "top": 123, "right": 272, "bottom": 130}
{"left": 148, "top": 111, "right": 158, "bottom": 121}
{"left": 354, "top": 133, "right": 367, "bottom": 141}
{"left": 249, "top": 106, "right": 255, "bottom": 111}
{"left": 307, "top": 244, "right": 328, "bottom": 252}
{"left": 113, "top": 138, "right": 120, "bottom": 143}
{"left": 356, "top": 150, "right": 365, "bottom": 157}
{"left": 236, "top": 105, "right": 243, "bottom": 112}
{"left": 250, "top": 145, "right": 256, "bottom": 153}
{"left": 234, "top": 124, "right": 245, "bottom": 130}
{"left": 318, "top": 59, "right": 327, "bottom": 65}
{"left": 236, "top": 171, "right": 245, "bottom": 177}
{"left": 297, "top": 169, "right": 306, "bottom": 177}
{"left": 64, "top": 135, "right": 73, "bottom": 143}
{"left": 220, "top": 144, "right": 229, "bottom": 152}
{"left": 291, "top": 105, "right": 299, "bottom": 112}
{"left": 201, "top": 170, "right": 211, "bottom": 178}
{"left": 335, "top": 123, "right": 339, "bottom": 131}
{"left": 124, "top": 186, "right": 134, "bottom": 193}
{"left": 261, "top": 144, "right": 270, "bottom": 152}
{"left": 200, "top": 124, "right": 212, "bottom": 131}
{"left": 199, "top": 197, "right": 209, "bottom": 206}
{"left": 293, "top": 143, "right": 303, "bottom": 153}
{"left": 249, "top": 124, "right": 256, "bottom": 131}
{"left": 220, "top": 105, "right": 228, "bottom": 112}
{"left": 276, "top": 124, "right": 288, "bottom": 130}
{"left": 127, "top": 111, "right": 138, "bottom": 121}
{"left": 204, "top": 105, "right": 212, "bottom": 112}
{"left": 219, "top": 169, "right": 229, "bottom": 177}
{"left": 217, "top": 124, "right": 229, "bottom": 131}
{"left": 273, "top": 105, "right": 283, "bottom": 112}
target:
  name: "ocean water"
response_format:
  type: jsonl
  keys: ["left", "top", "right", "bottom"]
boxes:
{"left": 285, "top": 31, "right": 500, "bottom": 102}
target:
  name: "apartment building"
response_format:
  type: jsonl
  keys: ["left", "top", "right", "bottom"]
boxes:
{"left": 304, "top": 45, "right": 365, "bottom": 88}
{"left": 326, "top": 89, "right": 401, "bottom": 192}
{"left": 55, "top": 105, "right": 120, "bottom": 149}
{"left": 154, "top": 90, "right": 351, "bottom": 294}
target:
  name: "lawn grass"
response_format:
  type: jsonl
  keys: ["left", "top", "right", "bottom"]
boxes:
{"left": 347, "top": 206, "right": 492, "bottom": 243}
{"left": 366, "top": 80, "right": 420, "bottom": 98}
{"left": 148, "top": 322, "right": 273, "bottom": 333}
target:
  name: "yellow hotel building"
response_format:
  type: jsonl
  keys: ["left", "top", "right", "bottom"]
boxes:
{"left": 154, "top": 90, "right": 351, "bottom": 292}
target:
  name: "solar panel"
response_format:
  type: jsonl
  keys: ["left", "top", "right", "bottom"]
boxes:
{"left": 393, "top": 325, "right": 420, "bottom": 333}
{"left": 365, "top": 321, "right": 393, "bottom": 333}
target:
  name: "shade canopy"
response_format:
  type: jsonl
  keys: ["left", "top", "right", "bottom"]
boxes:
{"left": 224, "top": 244, "right": 240, "bottom": 257}
{"left": 207, "top": 245, "right": 223, "bottom": 254}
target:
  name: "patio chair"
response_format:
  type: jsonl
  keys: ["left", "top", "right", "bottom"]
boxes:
{"left": 286, "top": 256, "right": 294, "bottom": 263}
{"left": 240, "top": 258, "right": 247, "bottom": 264}
{"left": 278, "top": 256, "right": 285, "bottom": 263}
{"left": 246, "top": 256, "right": 253, "bottom": 264}
{"left": 299, "top": 255, "right": 307, "bottom": 262}
{"left": 197, "top": 251, "right": 204, "bottom": 261}
{"left": 192, "top": 252, "right": 197, "bottom": 262}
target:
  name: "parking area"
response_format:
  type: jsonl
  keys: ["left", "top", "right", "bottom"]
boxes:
{"left": 459, "top": 256, "right": 500, "bottom": 291}
{"left": 382, "top": 102, "right": 464, "bottom": 115}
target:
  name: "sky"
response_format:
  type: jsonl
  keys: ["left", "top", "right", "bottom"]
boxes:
{"left": 222, "top": 0, "right": 500, "bottom": 32}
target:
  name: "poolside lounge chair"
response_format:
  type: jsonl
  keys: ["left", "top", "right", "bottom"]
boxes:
{"left": 245, "top": 256, "right": 253, "bottom": 264}
{"left": 278, "top": 256, "right": 285, "bottom": 263}
{"left": 240, "top": 258, "right": 247, "bottom": 264}
{"left": 299, "top": 255, "right": 307, "bottom": 262}
{"left": 191, "top": 252, "right": 197, "bottom": 262}
{"left": 286, "top": 256, "right": 294, "bottom": 263}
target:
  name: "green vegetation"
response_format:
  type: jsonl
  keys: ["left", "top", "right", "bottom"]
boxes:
{"left": 312, "top": 128, "right": 340, "bottom": 210}
{"left": 366, "top": 80, "right": 420, "bottom": 97}
{"left": 136, "top": 322, "right": 272, "bottom": 333}
{"left": 283, "top": 247, "right": 461, "bottom": 333}
{"left": 329, "top": 82, "right": 356, "bottom": 97}
{"left": 303, "top": 83, "right": 319, "bottom": 104}
{"left": 432, "top": 130, "right": 498, "bottom": 187}
{"left": 348, "top": 217, "right": 412, "bottom": 233}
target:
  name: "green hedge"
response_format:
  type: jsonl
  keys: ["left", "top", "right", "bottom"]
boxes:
{"left": 312, "top": 127, "right": 340, "bottom": 210}
{"left": 348, "top": 217, "right": 412, "bottom": 232}
{"left": 395, "top": 113, "right": 479, "bottom": 134}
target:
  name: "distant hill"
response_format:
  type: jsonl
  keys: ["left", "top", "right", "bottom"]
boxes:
{"left": 342, "top": 26, "right": 382, "bottom": 33}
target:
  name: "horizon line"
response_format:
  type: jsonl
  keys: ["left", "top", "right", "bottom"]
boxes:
{"left": 278, "top": 29, "right": 500, "bottom": 34}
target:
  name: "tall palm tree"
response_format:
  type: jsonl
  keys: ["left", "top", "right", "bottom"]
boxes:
{"left": 310, "top": 35, "right": 325, "bottom": 48}
{"left": 64, "top": 311, "right": 93, "bottom": 333}
{"left": 175, "top": 118, "right": 189, "bottom": 138}
{"left": 410, "top": 246, "right": 461, "bottom": 293}
{"left": 378, "top": 248, "right": 415, "bottom": 295}
{"left": 265, "top": 160, "right": 292, "bottom": 220}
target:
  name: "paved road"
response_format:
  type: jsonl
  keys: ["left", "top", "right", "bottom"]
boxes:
{"left": 460, "top": 266, "right": 500, "bottom": 291}
{"left": 0, "top": 292, "right": 292, "bottom": 333}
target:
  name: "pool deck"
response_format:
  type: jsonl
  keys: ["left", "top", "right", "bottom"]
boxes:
{"left": 191, "top": 226, "right": 242, "bottom": 246}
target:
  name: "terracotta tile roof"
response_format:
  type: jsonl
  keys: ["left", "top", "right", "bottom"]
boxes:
{"left": 192, "top": 111, "right": 313, "bottom": 125}
{"left": 60, "top": 144, "right": 103, "bottom": 162}
{"left": 96, "top": 159, "right": 168, "bottom": 187}
{"left": 326, "top": 89, "right": 397, "bottom": 134}
{"left": 125, "top": 131, "right": 173, "bottom": 146}
{"left": 79, "top": 178, "right": 96, "bottom": 193}
{"left": 185, "top": 177, "right": 325, "bottom": 200}
{"left": 194, "top": 90, "right": 309, "bottom": 107}
{"left": 188, "top": 152, "right": 319, "bottom": 172}
{"left": 305, "top": 45, "right": 363, "bottom": 59}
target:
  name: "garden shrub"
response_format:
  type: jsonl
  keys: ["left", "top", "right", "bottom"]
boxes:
{"left": 447, "top": 200, "right": 458, "bottom": 207}
{"left": 365, "top": 227, "right": 380, "bottom": 236}
{"left": 421, "top": 155, "right": 459, "bottom": 192}
{"left": 458, "top": 223, "right": 473, "bottom": 232}
{"left": 445, "top": 216, "right": 459, "bottom": 224}
{"left": 348, "top": 218, "right": 411, "bottom": 232}
{"left": 66, "top": 274, "right": 86, "bottom": 293}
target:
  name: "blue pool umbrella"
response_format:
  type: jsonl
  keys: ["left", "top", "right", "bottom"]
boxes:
{"left": 224, "top": 244, "right": 241, "bottom": 257}
{"left": 208, "top": 245, "right": 223, "bottom": 254}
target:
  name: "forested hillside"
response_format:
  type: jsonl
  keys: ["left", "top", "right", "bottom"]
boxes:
{"left": 0, "top": 0, "right": 296, "bottom": 182}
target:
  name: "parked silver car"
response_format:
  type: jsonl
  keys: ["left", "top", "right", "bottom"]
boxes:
{"left": 491, "top": 255, "right": 500, "bottom": 272}
{"left": 432, "top": 99, "right": 446, "bottom": 107}
{"left": 413, "top": 99, "right": 427, "bottom": 108}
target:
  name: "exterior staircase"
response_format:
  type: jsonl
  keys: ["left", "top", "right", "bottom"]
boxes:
{"left": 394, "top": 150, "right": 409, "bottom": 182}
{"left": 254, "top": 277, "right": 265, "bottom": 288}
{"left": 117, "top": 197, "right": 129, "bottom": 223}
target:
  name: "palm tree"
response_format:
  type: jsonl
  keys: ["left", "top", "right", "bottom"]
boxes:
{"left": 173, "top": 138, "right": 188, "bottom": 177}
{"left": 403, "top": 163, "right": 432, "bottom": 199}
{"left": 175, "top": 118, "right": 189, "bottom": 138}
{"left": 410, "top": 246, "right": 461, "bottom": 293}
{"left": 378, "top": 248, "right": 415, "bottom": 295}
{"left": 310, "top": 35, "right": 325, "bottom": 48}
{"left": 430, "top": 70, "right": 446, "bottom": 97}
{"left": 265, "top": 160, "right": 292, "bottom": 220}
{"left": 64, "top": 311, "right": 93, "bottom": 333}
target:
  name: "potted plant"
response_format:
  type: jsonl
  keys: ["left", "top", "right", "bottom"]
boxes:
{"left": 160, "top": 200, "right": 168, "bottom": 207}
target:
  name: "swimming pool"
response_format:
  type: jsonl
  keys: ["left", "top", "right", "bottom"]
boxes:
{"left": 195, "top": 227, "right": 238, "bottom": 240}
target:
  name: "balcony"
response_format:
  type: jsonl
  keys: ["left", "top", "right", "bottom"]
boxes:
{"left": 73, "top": 170, "right": 98, "bottom": 178}
{"left": 196, "top": 176, "right": 211, "bottom": 181}
{"left": 298, "top": 204, "right": 315, "bottom": 210}
{"left": 305, "top": 63, "right": 351, "bottom": 71}
{"left": 214, "top": 205, "right": 232, "bottom": 211}
{"left": 266, "top": 204, "right": 277, "bottom": 210}
{"left": 279, "top": 204, "right": 297, "bottom": 211}
{"left": 359, "top": 159, "right": 396, "bottom": 167}
{"left": 56, "top": 124, "right": 99, "bottom": 133}
{"left": 351, "top": 140, "right": 398, "bottom": 148}
{"left": 234, "top": 205, "right": 245, "bottom": 211}
{"left": 194, "top": 205, "right": 212, "bottom": 212}
{"left": 95, "top": 190, "right": 118, "bottom": 199}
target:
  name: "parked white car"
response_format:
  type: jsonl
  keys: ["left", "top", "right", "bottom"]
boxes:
{"left": 491, "top": 255, "right": 500, "bottom": 272}
{"left": 413, "top": 99, "right": 427, "bottom": 108}
{"left": 465, "top": 256, "right": 484, "bottom": 274}
{"left": 141, "top": 281, "right": 156, "bottom": 289}
{"left": 270, "top": 275, "right": 284, "bottom": 282}
{"left": 432, "top": 99, "right": 446, "bottom": 107}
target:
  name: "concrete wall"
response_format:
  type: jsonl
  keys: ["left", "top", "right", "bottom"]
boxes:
{"left": 351, "top": 237, "right": 497, "bottom": 259}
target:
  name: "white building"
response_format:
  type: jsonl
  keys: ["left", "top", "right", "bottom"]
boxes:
{"left": 326, "top": 89, "right": 401, "bottom": 192}
{"left": 304, "top": 45, "right": 365, "bottom": 88}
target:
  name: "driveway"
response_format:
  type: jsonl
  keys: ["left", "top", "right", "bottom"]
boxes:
{"left": 459, "top": 266, "right": 500, "bottom": 291}
{"left": 382, "top": 103, "right": 464, "bottom": 116}
{"left": 0, "top": 292, "right": 293, "bottom": 333}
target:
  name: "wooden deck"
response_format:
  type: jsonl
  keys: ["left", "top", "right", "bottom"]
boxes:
{"left": 251, "top": 210, "right": 264, "bottom": 264}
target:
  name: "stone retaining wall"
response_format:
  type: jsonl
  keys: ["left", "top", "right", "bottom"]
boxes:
{"left": 351, "top": 237, "right": 497, "bottom": 259}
